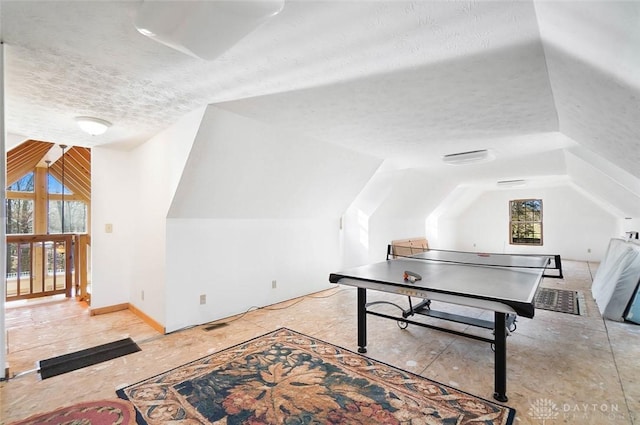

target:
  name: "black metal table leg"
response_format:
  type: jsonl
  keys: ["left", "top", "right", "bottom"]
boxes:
{"left": 493, "top": 312, "right": 508, "bottom": 402}
{"left": 357, "top": 288, "right": 367, "bottom": 353}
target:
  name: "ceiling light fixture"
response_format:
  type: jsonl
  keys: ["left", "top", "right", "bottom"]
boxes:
{"left": 75, "top": 116, "right": 111, "bottom": 136}
{"left": 442, "top": 149, "right": 493, "bottom": 165}
{"left": 134, "top": 0, "right": 285, "bottom": 60}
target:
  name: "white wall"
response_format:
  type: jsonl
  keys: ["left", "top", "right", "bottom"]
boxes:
{"left": 127, "top": 107, "right": 205, "bottom": 325}
{"left": 166, "top": 219, "right": 340, "bottom": 332}
{"left": 90, "top": 107, "right": 204, "bottom": 324}
{"left": 341, "top": 170, "right": 398, "bottom": 268}
{"left": 88, "top": 100, "right": 638, "bottom": 332}
{"left": 164, "top": 106, "right": 380, "bottom": 332}
{"left": 90, "top": 148, "right": 135, "bottom": 308}
{"left": 436, "top": 184, "right": 619, "bottom": 261}
{"left": 167, "top": 107, "right": 380, "bottom": 219}
{"left": 91, "top": 104, "right": 379, "bottom": 332}
{"left": 565, "top": 148, "right": 640, "bottom": 218}
{"left": 342, "top": 207, "right": 427, "bottom": 267}
{"left": 368, "top": 169, "right": 458, "bottom": 263}
{"left": 1, "top": 43, "right": 6, "bottom": 379}
{"left": 343, "top": 168, "right": 458, "bottom": 266}
{"left": 622, "top": 218, "right": 640, "bottom": 237}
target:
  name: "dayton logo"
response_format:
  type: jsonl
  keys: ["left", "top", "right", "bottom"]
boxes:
{"left": 528, "top": 398, "right": 559, "bottom": 424}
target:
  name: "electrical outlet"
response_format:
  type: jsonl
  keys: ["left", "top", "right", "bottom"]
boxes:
{"left": 105, "top": 223, "right": 113, "bottom": 233}
{"left": 272, "top": 280, "right": 277, "bottom": 289}
{"left": 200, "top": 294, "right": 206, "bottom": 305}
{"left": 141, "top": 290, "right": 144, "bottom": 301}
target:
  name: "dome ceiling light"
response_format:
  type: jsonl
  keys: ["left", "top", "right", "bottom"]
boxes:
{"left": 75, "top": 116, "right": 112, "bottom": 136}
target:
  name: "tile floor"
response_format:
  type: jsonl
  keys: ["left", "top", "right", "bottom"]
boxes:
{"left": 1, "top": 260, "right": 638, "bottom": 424}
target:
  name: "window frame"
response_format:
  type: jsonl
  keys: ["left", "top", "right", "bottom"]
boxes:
{"left": 5, "top": 198, "right": 35, "bottom": 234}
{"left": 6, "top": 173, "right": 88, "bottom": 235}
{"left": 509, "top": 198, "right": 543, "bottom": 246}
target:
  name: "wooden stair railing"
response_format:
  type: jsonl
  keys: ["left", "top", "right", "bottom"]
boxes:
{"left": 5, "top": 234, "right": 89, "bottom": 303}
{"left": 75, "top": 234, "right": 91, "bottom": 303}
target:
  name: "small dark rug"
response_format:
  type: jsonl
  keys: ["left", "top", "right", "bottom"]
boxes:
{"left": 535, "top": 287, "right": 580, "bottom": 315}
{"left": 38, "top": 337, "right": 141, "bottom": 379}
{"left": 118, "top": 327, "right": 515, "bottom": 425}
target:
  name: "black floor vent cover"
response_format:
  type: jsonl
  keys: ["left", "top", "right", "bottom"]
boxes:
{"left": 38, "top": 337, "right": 141, "bottom": 379}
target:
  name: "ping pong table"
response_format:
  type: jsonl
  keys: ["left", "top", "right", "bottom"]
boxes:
{"left": 329, "top": 248, "right": 551, "bottom": 402}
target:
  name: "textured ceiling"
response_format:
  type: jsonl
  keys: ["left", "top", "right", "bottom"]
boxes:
{"left": 1, "top": 1, "right": 639, "bottom": 181}
{"left": 218, "top": 40, "right": 561, "bottom": 168}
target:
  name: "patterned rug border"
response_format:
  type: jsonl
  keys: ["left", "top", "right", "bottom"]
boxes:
{"left": 117, "top": 327, "right": 516, "bottom": 425}
{"left": 8, "top": 398, "right": 137, "bottom": 425}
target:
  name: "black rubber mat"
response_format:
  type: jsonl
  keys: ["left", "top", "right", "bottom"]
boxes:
{"left": 38, "top": 337, "right": 141, "bottom": 379}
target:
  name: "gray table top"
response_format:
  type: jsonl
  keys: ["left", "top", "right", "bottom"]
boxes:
{"left": 329, "top": 250, "right": 549, "bottom": 317}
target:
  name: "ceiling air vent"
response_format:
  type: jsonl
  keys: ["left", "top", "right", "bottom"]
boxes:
{"left": 497, "top": 179, "right": 526, "bottom": 187}
{"left": 442, "top": 149, "right": 493, "bottom": 165}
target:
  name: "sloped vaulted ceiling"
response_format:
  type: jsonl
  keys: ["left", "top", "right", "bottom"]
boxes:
{"left": 6, "top": 141, "right": 91, "bottom": 204}
{"left": 6, "top": 140, "right": 53, "bottom": 186}
{"left": 1, "top": 1, "right": 639, "bottom": 205}
{"left": 535, "top": 2, "right": 640, "bottom": 179}
{"left": 217, "top": 38, "right": 560, "bottom": 166}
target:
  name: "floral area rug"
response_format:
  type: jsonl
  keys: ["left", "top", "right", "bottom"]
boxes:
{"left": 117, "top": 328, "right": 515, "bottom": 425}
{"left": 8, "top": 398, "right": 137, "bottom": 425}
